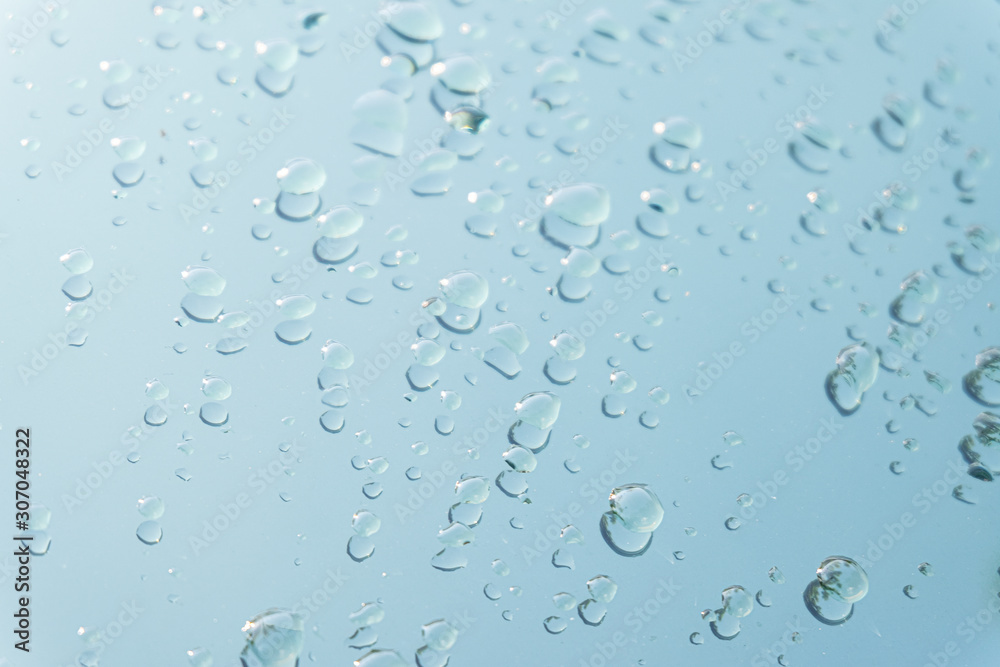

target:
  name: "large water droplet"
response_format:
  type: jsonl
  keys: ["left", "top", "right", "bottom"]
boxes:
{"left": 609, "top": 484, "right": 664, "bottom": 532}
{"left": 276, "top": 158, "right": 326, "bottom": 194}
{"left": 239, "top": 608, "right": 304, "bottom": 667}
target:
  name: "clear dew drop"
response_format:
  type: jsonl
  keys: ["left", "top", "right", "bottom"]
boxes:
{"left": 439, "top": 270, "right": 489, "bottom": 308}
{"left": 144, "top": 405, "right": 168, "bottom": 426}
{"left": 136, "top": 520, "right": 162, "bottom": 545}
{"left": 609, "top": 484, "right": 664, "bottom": 532}
{"left": 826, "top": 342, "right": 880, "bottom": 415}
{"left": 545, "top": 183, "right": 611, "bottom": 227}
{"left": 60, "top": 248, "right": 94, "bottom": 274}
{"left": 543, "top": 616, "right": 568, "bottom": 634}
{"left": 600, "top": 511, "right": 653, "bottom": 556}
{"left": 317, "top": 206, "right": 364, "bottom": 238}
{"left": 137, "top": 495, "right": 165, "bottom": 519}
{"left": 199, "top": 402, "right": 229, "bottom": 427}
{"left": 201, "top": 376, "right": 232, "bottom": 400}
{"left": 239, "top": 608, "right": 304, "bottom": 667}
{"left": 276, "top": 157, "right": 326, "bottom": 195}
{"left": 514, "top": 392, "right": 561, "bottom": 429}
{"left": 388, "top": 2, "right": 443, "bottom": 41}
{"left": 181, "top": 265, "right": 226, "bottom": 296}
{"left": 433, "top": 54, "right": 491, "bottom": 94}
{"left": 62, "top": 274, "right": 93, "bottom": 300}
{"left": 186, "top": 647, "right": 213, "bottom": 667}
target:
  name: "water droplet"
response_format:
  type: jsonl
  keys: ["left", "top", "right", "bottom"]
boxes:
{"left": 609, "top": 484, "right": 663, "bottom": 532}
{"left": 347, "top": 535, "right": 375, "bottom": 561}
{"left": 964, "top": 348, "right": 1000, "bottom": 407}
{"left": 514, "top": 392, "right": 561, "bottom": 429}
{"left": 421, "top": 619, "right": 458, "bottom": 652}
{"left": 60, "top": 248, "right": 94, "bottom": 274}
{"left": 322, "top": 340, "right": 354, "bottom": 369}
{"left": 276, "top": 158, "right": 326, "bottom": 194}
{"left": 587, "top": 575, "right": 617, "bottom": 602}
{"left": 455, "top": 476, "right": 490, "bottom": 503}
{"left": 432, "top": 54, "right": 491, "bottom": 94}
{"left": 600, "top": 511, "right": 652, "bottom": 556}
{"left": 137, "top": 496, "right": 165, "bottom": 519}
{"left": 239, "top": 608, "right": 304, "bottom": 667}
{"left": 181, "top": 265, "right": 226, "bottom": 296}
{"left": 826, "top": 342, "right": 879, "bottom": 415}
{"left": 62, "top": 274, "right": 93, "bottom": 300}
{"left": 199, "top": 402, "right": 229, "bottom": 426}
{"left": 136, "top": 520, "right": 162, "bottom": 545}
{"left": 388, "top": 2, "right": 443, "bottom": 41}
{"left": 439, "top": 270, "right": 489, "bottom": 308}
{"left": 186, "top": 647, "right": 212, "bottom": 667}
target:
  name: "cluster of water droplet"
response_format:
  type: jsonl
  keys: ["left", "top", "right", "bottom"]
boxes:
{"left": 433, "top": 269, "right": 489, "bottom": 334}
{"left": 430, "top": 474, "right": 490, "bottom": 572}
{"left": 136, "top": 495, "right": 164, "bottom": 545}
{"left": 541, "top": 183, "right": 610, "bottom": 249}
{"left": 964, "top": 347, "right": 1000, "bottom": 408}
{"left": 804, "top": 556, "right": 869, "bottom": 625}
{"left": 704, "top": 585, "right": 754, "bottom": 640}
{"left": 499, "top": 396, "right": 554, "bottom": 498}
{"left": 600, "top": 483, "right": 664, "bottom": 556}
{"left": 59, "top": 248, "right": 95, "bottom": 346}
{"left": 239, "top": 608, "right": 304, "bottom": 667}
{"left": 545, "top": 574, "right": 617, "bottom": 634}
{"left": 890, "top": 269, "right": 939, "bottom": 326}
{"left": 319, "top": 339, "right": 355, "bottom": 435}
{"left": 826, "top": 342, "right": 880, "bottom": 415}
{"left": 959, "top": 411, "right": 1000, "bottom": 482}
{"left": 949, "top": 225, "right": 1000, "bottom": 276}
{"left": 415, "top": 618, "right": 459, "bottom": 667}
{"left": 255, "top": 38, "right": 298, "bottom": 97}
